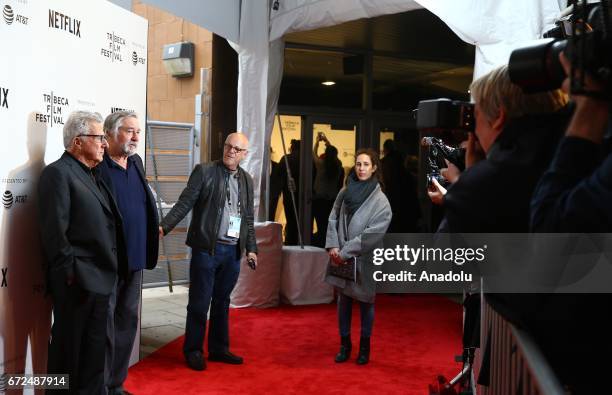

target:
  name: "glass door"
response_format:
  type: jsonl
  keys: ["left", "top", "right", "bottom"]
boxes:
{"left": 307, "top": 119, "right": 359, "bottom": 246}
{"left": 374, "top": 121, "right": 425, "bottom": 232}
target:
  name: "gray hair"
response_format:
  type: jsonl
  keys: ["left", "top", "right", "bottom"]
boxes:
{"left": 104, "top": 111, "right": 138, "bottom": 137}
{"left": 63, "top": 111, "right": 104, "bottom": 148}
{"left": 470, "top": 65, "right": 567, "bottom": 123}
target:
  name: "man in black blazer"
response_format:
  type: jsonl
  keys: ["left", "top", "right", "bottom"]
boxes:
{"left": 98, "top": 111, "right": 159, "bottom": 395}
{"left": 38, "top": 110, "right": 126, "bottom": 394}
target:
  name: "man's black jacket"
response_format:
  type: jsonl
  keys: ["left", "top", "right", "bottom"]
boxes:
{"left": 97, "top": 153, "right": 159, "bottom": 270}
{"left": 38, "top": 152, "right": 127, "bottom": 295}
{"left": 443, "top": 110, "right": 569, "bottom": 232}
{"left": 160, "top": 161, "right": 257, "bottom": 256}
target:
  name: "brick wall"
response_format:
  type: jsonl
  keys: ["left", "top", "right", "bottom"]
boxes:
{"left": 132, "top": 0, "right": 213, "bottom": 123}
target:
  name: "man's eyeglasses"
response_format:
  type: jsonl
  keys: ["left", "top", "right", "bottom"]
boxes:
{"left": 224, "top": 143, "right": 247, "bottom": 154}
{"left": 78, "top": 134, "right": 107, "bottom": 143}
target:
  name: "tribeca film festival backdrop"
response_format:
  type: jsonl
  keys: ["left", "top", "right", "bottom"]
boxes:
{"left": 0, "top": 0, "right": 147, "bottom": 378}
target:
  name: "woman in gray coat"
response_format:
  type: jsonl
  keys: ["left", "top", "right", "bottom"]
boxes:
{"left": 325, "top": 148, "right": 392, "bottom": 365}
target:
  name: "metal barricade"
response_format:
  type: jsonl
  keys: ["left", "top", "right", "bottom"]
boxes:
{"left": 475, "top": 296, "right": 565, "bottom": 395}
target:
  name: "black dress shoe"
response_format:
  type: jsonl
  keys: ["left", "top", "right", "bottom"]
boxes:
{"left": 185, "top": 351, "right": 206, "bottom": 371}
{"left": 208, "top": 351, "right": 243, "bottom": 364}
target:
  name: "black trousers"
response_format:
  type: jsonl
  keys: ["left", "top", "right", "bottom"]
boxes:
{"left": 47, "top": 282, "right": 109, "bottom": 395}
{"left": 106, "top": 271, "right": 142, "bottom": 394}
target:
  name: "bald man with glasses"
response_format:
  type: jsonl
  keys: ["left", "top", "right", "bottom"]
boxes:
{"left": 160, "top": 132, "right": 257, "bottom": 372}
{"left": 38, "top": 111, "right": 127, "bottom": 394}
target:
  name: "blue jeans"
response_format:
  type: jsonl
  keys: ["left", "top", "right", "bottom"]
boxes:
{"left": 337, "top": 293, "right": 375, "bottom": 338}
{"left": 183, "top": 243, "right": 241, "bottom": 355}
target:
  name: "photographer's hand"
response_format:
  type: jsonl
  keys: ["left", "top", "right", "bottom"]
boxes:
{"left": 441, "top": 159, "right": 460, "bottom": 184}
{"left": 427, "top": 178, "right": 447, "bottom": 206}
{"left": 560, "top": 52, "right": 609, "bottom": 144}
{"left": 465, "top": 133, "right": 485, "bottom": 168}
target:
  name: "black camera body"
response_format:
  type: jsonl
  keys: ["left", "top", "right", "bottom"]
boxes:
{"left": 415, "top": 99, "right": 471, "bottom": 189}
{"left": 422, "top": 137, "right": 466, "bottom": 188}
{"left": 416, "top": 99, "right": 475, "bottom": 132}
{"left": 509, "top": 0, "right": 612, "bottom": 97}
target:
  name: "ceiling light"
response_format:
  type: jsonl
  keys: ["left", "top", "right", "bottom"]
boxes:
{"left": 322, "top": 81, "right": 336, "bottom": 86}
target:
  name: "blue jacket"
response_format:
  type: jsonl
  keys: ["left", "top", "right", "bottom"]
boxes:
{"left": 98, "top": 153, "right": 159, "bottom": 270}
{"left": 531, "top": 136, "right": 612, "bottom": 232}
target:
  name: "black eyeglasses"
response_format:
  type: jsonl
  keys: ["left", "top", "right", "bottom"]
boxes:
{"left": 78, "top": 134, "right": 107, "bottom": 143}
{"left": 224, "top": 143, "right": 247, "bottom": 153}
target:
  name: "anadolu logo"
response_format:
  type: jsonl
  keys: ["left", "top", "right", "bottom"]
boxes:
{"left": 3, "top": 190, "right": 13, "bottom": 209}
{"left": 3, "top": 4, "right": 14, "bottom": 24}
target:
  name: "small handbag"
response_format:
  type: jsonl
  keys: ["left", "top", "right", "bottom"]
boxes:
{"left": 327, "top": 256, "right": 357, "bottom": 282}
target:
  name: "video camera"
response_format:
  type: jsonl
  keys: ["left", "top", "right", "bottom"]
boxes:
{"left": 509, "top": 0, "right": 612, "bottom": 98}
{"left": 415, "top": 99, "right": 472, "bottom": 188}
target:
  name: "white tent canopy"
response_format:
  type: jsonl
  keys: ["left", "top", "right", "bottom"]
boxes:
{"left": 141, "top": 0, "right": 565, "bottom": 219}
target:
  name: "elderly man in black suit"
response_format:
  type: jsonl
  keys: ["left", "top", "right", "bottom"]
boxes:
{"left": 98, "top": 111, "right": 159, "bottom": 395}
{"left": 38, "top": 110, "right": 126, "bottom": 394}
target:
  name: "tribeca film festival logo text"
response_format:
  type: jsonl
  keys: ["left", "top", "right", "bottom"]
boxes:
{"left": 101, "top": 32, "right": 126, "bottom": 62}
{"left": 35, "top": 91, "right": 68, "bottom": 126}
{"left": 3, "top": 4, "right": 28, "bottom": 25}
{"left": 48, "top": 9, "right": 80, "bottom": 37}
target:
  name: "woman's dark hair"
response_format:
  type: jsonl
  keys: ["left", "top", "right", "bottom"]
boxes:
{"left": 354, "top": 148, "right": 384, "bottom": 190}
{"left": 323, "top": 145, "right": 342, "bottom": 179}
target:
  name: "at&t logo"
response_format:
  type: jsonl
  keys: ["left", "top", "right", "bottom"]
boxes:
{"left": 3, "top": 4, "right": 13, "bottom": 24}
{"left": 2, "top": 190, "right": 27, "bottom": 209}
{"left": 132, "top": 51, "right": 145, "bottom": 66}
{"left": 3, "top": 4, "right": 29, "bottom": 25}
{"left": 3, "top": 190, "right": 13, "bottom": 208}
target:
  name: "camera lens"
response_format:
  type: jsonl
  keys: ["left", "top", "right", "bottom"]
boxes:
{"left": 509, "top": 39, "right": 567, "bottom": 93}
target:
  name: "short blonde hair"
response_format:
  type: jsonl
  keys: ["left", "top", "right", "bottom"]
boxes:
{"left": 470, "top": 65, "right": 568, "bottom": 122}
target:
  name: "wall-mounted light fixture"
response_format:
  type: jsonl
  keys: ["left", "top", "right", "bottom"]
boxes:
{"left": 321, "top": 80, "right": 336, "bottom": 86}
{"left": 162, "top": 41, "right": 195, "bottom": 78}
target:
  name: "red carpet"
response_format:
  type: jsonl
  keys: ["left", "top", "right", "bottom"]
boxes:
{"left": 126, "top": 294, "right": 463, "bottom": 394}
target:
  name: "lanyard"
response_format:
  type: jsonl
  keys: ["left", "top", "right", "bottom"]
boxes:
{"left": 226, "top": 171, "right": 241, "bottom": 215}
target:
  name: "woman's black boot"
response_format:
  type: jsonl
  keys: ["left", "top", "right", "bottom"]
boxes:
{"left": 356, "top": 336, "right": 370, "bottom": 365}
{"left": 335, "top": 335, "right": 352, "bottom": 363}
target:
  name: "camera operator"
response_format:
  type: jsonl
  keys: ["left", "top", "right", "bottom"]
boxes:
{"left": 422, "top": 65, "right": 572, "bottom": 389}
{"left": 526, "top": 51, "right": 612, "bottom": 394}
{"left": 531, "top": 52, "right": 612, "bottom": 231}
{"left": 437, "top": 65, "right": 568, "bottom": 232}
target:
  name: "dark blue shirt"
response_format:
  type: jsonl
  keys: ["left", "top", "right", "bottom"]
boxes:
{"left": 105, "top": 155, "right": 148, "bottom": 271}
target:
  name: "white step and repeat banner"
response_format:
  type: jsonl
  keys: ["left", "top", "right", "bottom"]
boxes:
{"left": 0, "top": 0, "right": 147, "bottom": 379}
